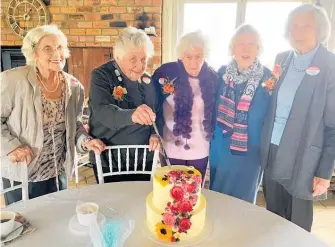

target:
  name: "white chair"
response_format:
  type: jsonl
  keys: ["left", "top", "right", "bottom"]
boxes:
{"left": 74, "top": 153, "right": 91, "bottom": 184}
{"left": 0, "top": 163, "right": 29, "bottom": 203}
{"left": 94, "top": 145, "right": 159, "bottom": 184}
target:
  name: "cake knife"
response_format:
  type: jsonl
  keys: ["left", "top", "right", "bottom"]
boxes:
{"left": 152, "top": 122, "right": 171, "bottom": 167}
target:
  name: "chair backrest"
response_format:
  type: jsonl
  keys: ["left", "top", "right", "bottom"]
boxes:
{"left": 94, "top": 145, "right": 159, "bottom": 184}
{"left": 0, "top": 163, "right": 29, "bottom": 203}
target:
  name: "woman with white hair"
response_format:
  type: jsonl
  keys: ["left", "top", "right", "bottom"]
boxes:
{"left": 89, "top": 27, "right": 160, "bottom": 183}
{"left": 209, "top": 24, "right": 272, "bottom": 204}
{"left": 0, "top": 25, "right": 105, "bottom": 205}
{"left": 261, "top": 4, "right": 335, "bottom": 231}
{"left": 152, "top": 31, "right": 218, "bottom": 182}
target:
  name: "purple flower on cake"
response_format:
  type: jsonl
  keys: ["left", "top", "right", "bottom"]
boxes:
{"left": 170, "top": 186, "right": 184, "bottom": 202}
{"left": 162, "top": 212, "right": 176, "bottom": 226}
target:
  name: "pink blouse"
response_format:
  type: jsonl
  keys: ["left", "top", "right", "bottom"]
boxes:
{"left": 163, "top": 77, "right": 209, "bottom": 160}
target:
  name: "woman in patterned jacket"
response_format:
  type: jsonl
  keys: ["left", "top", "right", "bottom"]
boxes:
{"left": 0, "top": 25, "right": 105, "bottom": 205}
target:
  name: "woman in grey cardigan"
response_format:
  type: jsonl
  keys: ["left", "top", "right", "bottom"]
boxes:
{"left": 261, "top": 4, "right": 335, "bottom": 232}
{"left": 0, "top": 25, "right": 105, "bottom": 205}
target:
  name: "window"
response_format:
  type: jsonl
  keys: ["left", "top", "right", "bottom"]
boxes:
{"left": 184, "top": 3, "right": 238, "bottom": 70}
{"left": 163, "top": 0, "right": 314, "bottom": 70}
{"left": 245, "top": 1, "right": 303, "bottom": 67}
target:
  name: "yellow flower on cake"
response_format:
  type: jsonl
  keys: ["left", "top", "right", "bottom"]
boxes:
{"left": 157, "top": 174, "right": 169, "bottom": 187}
{"left": 184, "top": 167, "right": 201, "bottom": 177}
{"left": 155, "top": 222, "right": 173, "bottom": 241}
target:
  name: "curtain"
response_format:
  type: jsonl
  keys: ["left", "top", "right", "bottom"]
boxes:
{"left": 316, "top": 0, "right": 335, "bottom": 52}
{"left": 162, "top": 0, "right": 185, "bottom": 63}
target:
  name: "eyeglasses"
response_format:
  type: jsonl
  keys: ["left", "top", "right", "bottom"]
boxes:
{"left": 39, "top": 45, "right": 66, "bottom": 55}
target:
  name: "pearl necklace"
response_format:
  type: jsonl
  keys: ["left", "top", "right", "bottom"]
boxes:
{"left": 37, "top": 72, "right": 60, "bottom": 93}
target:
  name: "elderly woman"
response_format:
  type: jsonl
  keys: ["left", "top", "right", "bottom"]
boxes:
{"left": 209, "top": 24, "right": 272, "bottom": 204}
{"left": 89, "top": 27, "right": 160, "bottom": 183}
{"left": 152, "top": 31, "right": 218, "bottom": 181}
{"left": 0, "top": 25, "right": 104, "bottom": 205}
{"left": 261, "top": 4, "right": 335, "bottom": 232}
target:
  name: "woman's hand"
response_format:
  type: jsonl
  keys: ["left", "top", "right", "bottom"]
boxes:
{"left": 312, "top": 176, "right": 330, "bottom": 197}
{"left": 149, "top": 134, "right": 160, "bottom": 152}
{"left": 8, "top": 145, "right": 34, "bottom": 165}
{"left": 131, "top": 104, "right": 156, "bottom": 125}
{"left": 83, "top": 139, "right": 105, "bottom": 154}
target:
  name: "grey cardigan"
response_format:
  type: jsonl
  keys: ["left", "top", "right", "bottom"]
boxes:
{"left": 261, "top": 45, "right": 335, "bottom": 200}
{"left": 1, "top": 65, "right": 89, "bottom": 182}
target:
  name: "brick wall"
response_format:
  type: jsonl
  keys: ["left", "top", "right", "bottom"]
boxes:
{"left": 0, "top": 0, "right": 162, "bottom": 71}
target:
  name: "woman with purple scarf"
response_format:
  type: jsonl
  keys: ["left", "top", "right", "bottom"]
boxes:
{"left": 153, "top": 31, "right": 218, "bottom": 182}
{"left": 209, "top": 24, "right": 272, "bottom": 204}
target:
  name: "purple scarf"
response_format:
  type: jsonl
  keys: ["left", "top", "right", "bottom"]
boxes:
{"left": 173, "top": 60, "right": 217, "bottom": 150}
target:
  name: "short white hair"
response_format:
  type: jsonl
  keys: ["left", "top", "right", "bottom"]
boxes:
{"left": 228, "top": 24, "right": 263, "bottom": 56}
{"left": 284, "top": 4, "right": 331, "bottom": 43}
{"left": 176, "top": 31, "right": 209, "bottom": 59}
{"left": 114, "top": 27, "right": 154, "bottom": 61}
{"left": 22, "top": 25, "right": 70, "bottom": 66}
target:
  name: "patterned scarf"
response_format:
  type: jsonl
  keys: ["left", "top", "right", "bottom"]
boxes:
{"left": 217, "top": 58, "right": 263, "bottom": 154}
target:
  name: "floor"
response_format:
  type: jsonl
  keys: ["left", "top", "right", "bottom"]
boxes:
{"left": 1, "top": 166, "right": 334, "bottom": 246}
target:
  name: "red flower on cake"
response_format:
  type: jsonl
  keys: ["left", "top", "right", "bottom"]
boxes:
{"left": 192, "top": 175, "right": 202, "bottom": 186}
{"left": 170, "top": 186, "right": 184, "bottom": 201}
{"left": 178, "top": 218, "right": 192, "bottom": 233}
{"left": 168, "top": 170, "right": 182, "bottom": 179}
{"left": 190, "top": 194, "right": 198, "bottom": 205}
{"left": 177, "top": 200, "right": 193, "bottom": 213}
{"left": 162, "top": 212, "right": 176, "bottom": 226}
{"left": 186, "top": 183, "right": 196, "bottom": 193}
{"left": 167, "top": 202, "right": 179, "bottom": 213}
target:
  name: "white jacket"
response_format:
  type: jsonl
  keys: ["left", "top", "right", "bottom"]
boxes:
{"left": 1, "top": 65, "right": 89, "bottom": 182}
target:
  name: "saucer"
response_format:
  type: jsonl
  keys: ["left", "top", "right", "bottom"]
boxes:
{"left": 1, "top": 221, "right": 24, "bottom": 244}
{"left": 69, "top": 213, "right": 106, "bottom": 236}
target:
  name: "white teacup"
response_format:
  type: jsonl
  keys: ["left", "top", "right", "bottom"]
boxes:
{"left": 0, "top": 211, "right": 16, "bottom": 237}
{"left": 76, "top": 202, "right": 99, "bottom": 226}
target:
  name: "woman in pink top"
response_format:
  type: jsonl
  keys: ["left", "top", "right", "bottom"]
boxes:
{"left": 153, "top": 31, "right": 218, "bottom": 181}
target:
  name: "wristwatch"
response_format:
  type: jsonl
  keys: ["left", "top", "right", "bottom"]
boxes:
{"left": 82, "top": 136, "right": 93, "bottom": 151}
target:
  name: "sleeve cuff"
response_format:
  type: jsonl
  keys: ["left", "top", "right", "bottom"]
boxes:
{"left": 3, "top": 138, "right": 22, "bottom": 156}
{"left": 315, "top": 153, "right": 335, "bottom": 180}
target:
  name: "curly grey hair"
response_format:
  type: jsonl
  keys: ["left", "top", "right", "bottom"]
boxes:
{"left": 21, "top": 25, "right": 70, "bottom": 66}
{"left": 284, "top": 4, "right": 331, "bottom": 43}
{"left": 114, "top": 27, "right": 154, "bottom": 61}
{"left": 228, "top": 24, "right": 263, "bottom": 56}
{"left": 176, "top": 31, "right": 209, "bottom": 59}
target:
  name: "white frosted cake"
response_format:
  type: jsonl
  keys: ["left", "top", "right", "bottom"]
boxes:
{"left": 146, "top": 165, "right": 206, "bottom": 242}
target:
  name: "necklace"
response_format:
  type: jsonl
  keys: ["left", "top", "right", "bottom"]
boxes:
{"left": 37, "top": 72, "right": 60, "bottom": 93}
{"left": 292, "top": 57, "right": 308, "bottom": 73}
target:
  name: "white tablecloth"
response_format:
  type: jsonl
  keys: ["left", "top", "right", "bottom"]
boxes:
{"left": 6, "top": 182, "right": 328, "bottom": 247}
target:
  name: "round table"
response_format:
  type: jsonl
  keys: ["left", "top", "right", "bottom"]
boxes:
{"left": 6, "top": 182, "right": 327, "bottom": 247}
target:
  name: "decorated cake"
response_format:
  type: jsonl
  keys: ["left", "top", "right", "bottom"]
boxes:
{"left": 146, "top": 165, "right": 206, "bottom": 242}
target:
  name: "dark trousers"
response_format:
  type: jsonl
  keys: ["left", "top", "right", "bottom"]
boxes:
{"left": 160, "top": 155, "right": 208, "bottom": 186}
{"left": 2, "top": 174, "right": 67, "bottom": 206}
{"left": 263, "top": 144, "right": 313, "bottom": 232}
